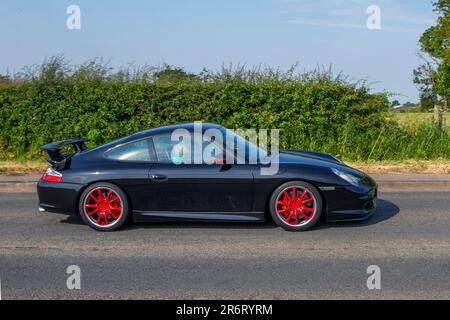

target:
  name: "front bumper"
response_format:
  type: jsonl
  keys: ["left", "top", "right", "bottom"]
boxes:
{"left": 322, "top": 183, "right": 378, "bottom": 222}
{"left": 37, "top": 180, "right": 84, "bottom": 215}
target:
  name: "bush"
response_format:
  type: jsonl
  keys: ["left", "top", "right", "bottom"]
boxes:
{"left": 0, "top": 57, "right": 449, "bottom": 161}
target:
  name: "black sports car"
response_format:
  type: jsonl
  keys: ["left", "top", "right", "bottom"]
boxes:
{"left": 37, "top": 123, "right": 377, "bottom": 231}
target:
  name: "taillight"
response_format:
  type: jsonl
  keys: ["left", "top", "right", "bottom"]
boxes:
{"left": 42, "top": 168, "right": 63, "bottom": 183}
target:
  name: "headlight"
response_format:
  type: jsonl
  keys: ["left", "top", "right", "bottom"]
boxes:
{"left": 331, "top": 168, "right": 361, "bottom": 186}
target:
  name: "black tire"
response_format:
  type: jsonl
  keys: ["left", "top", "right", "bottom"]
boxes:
{"left": 269, "top": 181, "right": 322, "bottom": 231}
{"left": 78, "top": 182, "right": 129, "bottom": 231}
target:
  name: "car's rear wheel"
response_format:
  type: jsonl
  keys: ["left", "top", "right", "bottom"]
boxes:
{"left": 269, "top": 181, "right": 322, "bottom": 231}
{"left": 79, "top": 182, "right": 129, "bottom": 231}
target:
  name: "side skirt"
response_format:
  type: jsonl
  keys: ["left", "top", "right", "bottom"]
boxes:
{"left": 133, "top": 211, "right": 266, "bottom": 223}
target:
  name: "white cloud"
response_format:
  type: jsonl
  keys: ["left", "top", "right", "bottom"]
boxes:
{"left": 284, "top": 19, "right": 424, "bottom": 34}
{"left": 275, "top": 0, "right": 435, "bottom": 33}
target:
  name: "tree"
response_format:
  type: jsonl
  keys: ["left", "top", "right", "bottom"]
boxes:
{"left": 0, "top": 74, "right": 13, "bottom": 87}
{"left": 414, "top": 0, "right": 450, "bottom": 110}
{"left": 390, "top": 100, "right": 400, "bottom": 107}
{"left": 154, "top": 66, "right": 198, "bottom": 84}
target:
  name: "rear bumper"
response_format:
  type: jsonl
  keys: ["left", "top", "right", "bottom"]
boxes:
{"left": 37, "top": 180, "right": 84, "bottom": 215}
{"left": 323, "top": 184, "right": 378, "bottom": 222}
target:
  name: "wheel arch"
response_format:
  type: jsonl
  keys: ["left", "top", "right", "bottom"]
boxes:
{"left": 75, "top": 180, "right": 133, "bottom": 220}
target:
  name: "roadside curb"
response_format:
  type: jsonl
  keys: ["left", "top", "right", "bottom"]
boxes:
{"left": 1, "top": 174, "right": 450, "bottom": 192}
{"left": 371, "top": 173, "right": 450, "bottom": 191}
{"left": 0, "top": 182, "right": 37, "bottom": 192}
{"left": 0, "top": 174, "right": 40, "bottom": 192}
{"left": 377, "top": 181, "right": 450, "bottom": 191}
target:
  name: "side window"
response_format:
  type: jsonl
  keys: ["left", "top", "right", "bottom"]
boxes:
{"left": 199, "top": 138, "right": 221, "bottom": 164}
{"left": 152, "top": 134, "right": 179, "bottom": 163}
{"left": 152, "top": 133, "right": 223, "bottom": 164}
{"left": 105, "top": 139, "right": 151, "bottom": 162}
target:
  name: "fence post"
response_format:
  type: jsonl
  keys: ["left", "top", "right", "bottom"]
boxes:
{"left": 434, "top": 104, "right": 443, "bottom": 131}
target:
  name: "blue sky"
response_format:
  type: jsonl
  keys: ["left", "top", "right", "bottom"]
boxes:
{"left": 0, "top": 0, "right": 437, "bottom": 103}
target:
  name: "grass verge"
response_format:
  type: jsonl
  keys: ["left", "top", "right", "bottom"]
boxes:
{"left": 348, "top": 159, "right": 450, "bottom": 174}
{"left": 0, "top": 160, "right": 48, "bottom": 174}
{"left": 391, "top": 112, "right": 450, "bottom": 129}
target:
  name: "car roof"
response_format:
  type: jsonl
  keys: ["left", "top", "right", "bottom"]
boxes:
{"left": 82, "top": 122, "right": 224, "bottom": 156}
{"left": 130, "top": 122, "right": 223, "bottom": 139}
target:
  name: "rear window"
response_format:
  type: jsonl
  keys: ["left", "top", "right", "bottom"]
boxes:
{"left": 105, "top": 139, "right": 151, "bottom": 162}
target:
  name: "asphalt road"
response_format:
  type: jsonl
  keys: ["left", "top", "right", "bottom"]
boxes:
{"left": 0, "top": 191, "right": 449, "bottom": 299}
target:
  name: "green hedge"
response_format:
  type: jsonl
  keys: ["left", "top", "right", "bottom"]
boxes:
{"left": 0, "top": 59, "right": 449, "bottom": 161}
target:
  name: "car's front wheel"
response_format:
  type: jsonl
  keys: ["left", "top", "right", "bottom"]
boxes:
{"left": 269, "top": 181, "right": 322, "bottom": 231}
{"left": 79, "top": 182, "right": 129, "bottom": 231}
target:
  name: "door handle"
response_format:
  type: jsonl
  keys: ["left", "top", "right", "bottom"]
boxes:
{"left": 150, "top": 174, "right": 168, "bottom": 181}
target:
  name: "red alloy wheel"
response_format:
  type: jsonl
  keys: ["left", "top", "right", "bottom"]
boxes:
{"left": 83, "top": 187, "right": 123, "bottom": 227}
{"left": 275, "top": 186, "right": 316, "bottom": 226}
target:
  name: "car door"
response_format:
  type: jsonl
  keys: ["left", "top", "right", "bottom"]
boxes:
{"left": 145, "top": 133, "right": 254, "bottom": 213}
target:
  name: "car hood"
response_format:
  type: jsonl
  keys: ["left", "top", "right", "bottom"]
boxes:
{"left": 278, "top": 149, "right": 366, "bottom": 178}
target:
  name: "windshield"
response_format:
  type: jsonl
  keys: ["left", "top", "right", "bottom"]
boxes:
{"left": 220, "top": 127, "right": 268, "bottom": 162}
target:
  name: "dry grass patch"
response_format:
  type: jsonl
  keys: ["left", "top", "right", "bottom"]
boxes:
{"left": 0, "top": 160, "right": 48, "bottom": 174}
{"left": 391, "top": 112, "right": 450, "bottom": 129}
{"left": 348, "top": 159, "right": 450, "bottom": 174}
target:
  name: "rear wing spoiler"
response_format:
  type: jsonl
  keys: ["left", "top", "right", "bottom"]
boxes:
{"left": 41, "top": 138, "right": 89, "bottom": 165}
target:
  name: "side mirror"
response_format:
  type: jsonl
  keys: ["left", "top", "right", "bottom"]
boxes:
{"left": 212, "top": 153, "right": 227, "bottom": 165}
